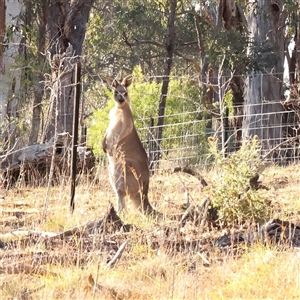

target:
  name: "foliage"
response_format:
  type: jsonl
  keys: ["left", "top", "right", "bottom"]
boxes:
{"left": 86, "top": 85, "right": 112, "bottom": 157}
{"left": 224, "top": 90, "right": 234, "bottom": 116}
{"left": 84, "top": 0, "right": 199, "bottom": 79}
{"left": 208, "top": 136, "right": 270, "bottom": 225}
{"left": 87, "top": 66, "right": 205, "bottom": 157}
{"left": 248, "top": 41, "right": 281, "bottom": 73}
{"left": 206, "top": 28, "right": 273, "bottom": 74}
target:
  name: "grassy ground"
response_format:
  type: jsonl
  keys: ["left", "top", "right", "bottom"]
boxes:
{"left": 1, "top": 164, "right": 300, "bottom": 299}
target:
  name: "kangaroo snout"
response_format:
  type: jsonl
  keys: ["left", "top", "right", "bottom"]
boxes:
{"left": 114, "top": 89, "right": 128, "bottom": 105}
{"left": 116, "top": 96, "right": 125, "bottom": 104}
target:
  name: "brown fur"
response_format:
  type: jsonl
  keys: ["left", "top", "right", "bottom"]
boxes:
{"left": 102, "top": 75, "right": 157, "bottom": 215}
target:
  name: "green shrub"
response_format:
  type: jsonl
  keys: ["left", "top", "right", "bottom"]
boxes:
{"left": 208, "top": 136, "right": 270, "bottom": 226}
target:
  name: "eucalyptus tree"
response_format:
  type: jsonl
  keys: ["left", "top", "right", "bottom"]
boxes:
{"left": 242, "top": 0, "right": 300, "bottom": 158}
{"left": 0, "top": 0, "right": 5, "bottom": 75}
{"left": 27, "top": 0, "right": 48, "bottom": 145}
{"left": 42, "top": 0, "right": 95, "bottom": 142}
{"left": 0, "top": 0, "right": 24, "bottom": 151}
{"left": 1, "top": 0, "right": 96, "bottom": 147}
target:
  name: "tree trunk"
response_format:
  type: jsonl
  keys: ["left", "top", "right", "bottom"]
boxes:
{"left": 0, "top": 0, "right": 5, "bottom": 75}
{"left": 153, "top": 0, "right": 177, "bottom": 170}
{"left": 0, "top": 1, "right": 23, "bottom": 151}
{"left": 243, "top": 0, "right": 287, "bottom": 154}
{"left": 29, "top": 0, "right": 47, "bottom": 145}
{"left": 218, "top": 0, "right": 247, "bottom": 150}
{"left": 194, "top": 11, "right": 216, "bottom": 130}
{"left": 43, "top": 0, "right": 94, "bottom": 142}
{"left": 283, "top": 6, "right": 300, "bottom": 151}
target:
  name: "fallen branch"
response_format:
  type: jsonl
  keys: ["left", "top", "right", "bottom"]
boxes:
{"left": 197, "top": 251, "right": 210, "bottom": 266}
{"left": 52, "top": 203, "right": 124, "bottom": 240}
{"left": 0, "top": 204, "right": 125, "bottom": 256}
{"left": 20, "top": 285, "right": 46, "bottom": 300}
{"left": 262, "top": 135, "right": 300, "bottom": 161}
{"left": 173, "top": 166, "right": 208, "bottom": 187}
{"left": 106, "top": 240, "right": 128, "bottom": 269}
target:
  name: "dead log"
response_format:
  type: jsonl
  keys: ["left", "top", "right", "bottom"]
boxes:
{"left": 0, "top": 133, "right": 95, "bottom": 187}
{"left": 261, "top": 218, "right": 300, "bottom": 247}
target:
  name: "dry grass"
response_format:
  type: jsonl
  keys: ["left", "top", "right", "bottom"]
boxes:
{"left": 1, "top": 164, "right": 300, "bottom": 299}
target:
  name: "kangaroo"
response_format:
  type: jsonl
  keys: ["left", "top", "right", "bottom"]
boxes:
{"left": 102, "top": 75, "right": 158, "bottom": 216}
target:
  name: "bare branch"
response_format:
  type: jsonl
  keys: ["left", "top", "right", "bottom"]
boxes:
{"left": 106, "top": 240, "right": 128, "bottom": 269}
{"left": 122, "top": 32, "right": 201, "bottom": 72}
{"left": 262, "top": 135, "right": 300, "bottom": 161}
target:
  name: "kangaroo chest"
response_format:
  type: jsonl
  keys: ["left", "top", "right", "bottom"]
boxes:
{"left": 106, "top": 106, "right": 134, "bottom": 151}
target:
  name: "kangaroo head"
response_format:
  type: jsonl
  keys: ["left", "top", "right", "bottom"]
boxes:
{"left": 106, "top": 75, "right": 133, "bottom": 107}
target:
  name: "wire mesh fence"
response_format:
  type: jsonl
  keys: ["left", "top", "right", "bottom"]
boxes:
{"left": 137, "top": 100, "right": 300, "bottom": 172}
{"left": 1, "top": 69, "right": 300, "bottom": 178}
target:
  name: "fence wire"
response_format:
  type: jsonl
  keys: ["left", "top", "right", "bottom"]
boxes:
{"left": 1, "top": 71, "right": 300, "bottom": 173}
{"left": 137, "top": 100, "right": 300, "bottom": 171}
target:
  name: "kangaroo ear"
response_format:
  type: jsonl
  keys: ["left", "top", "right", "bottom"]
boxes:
{"left": 122, "top": 75, "right": 133, "bottom": 87}
{"left": 106, "top": 77, "right": 119, "bottom": 88}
